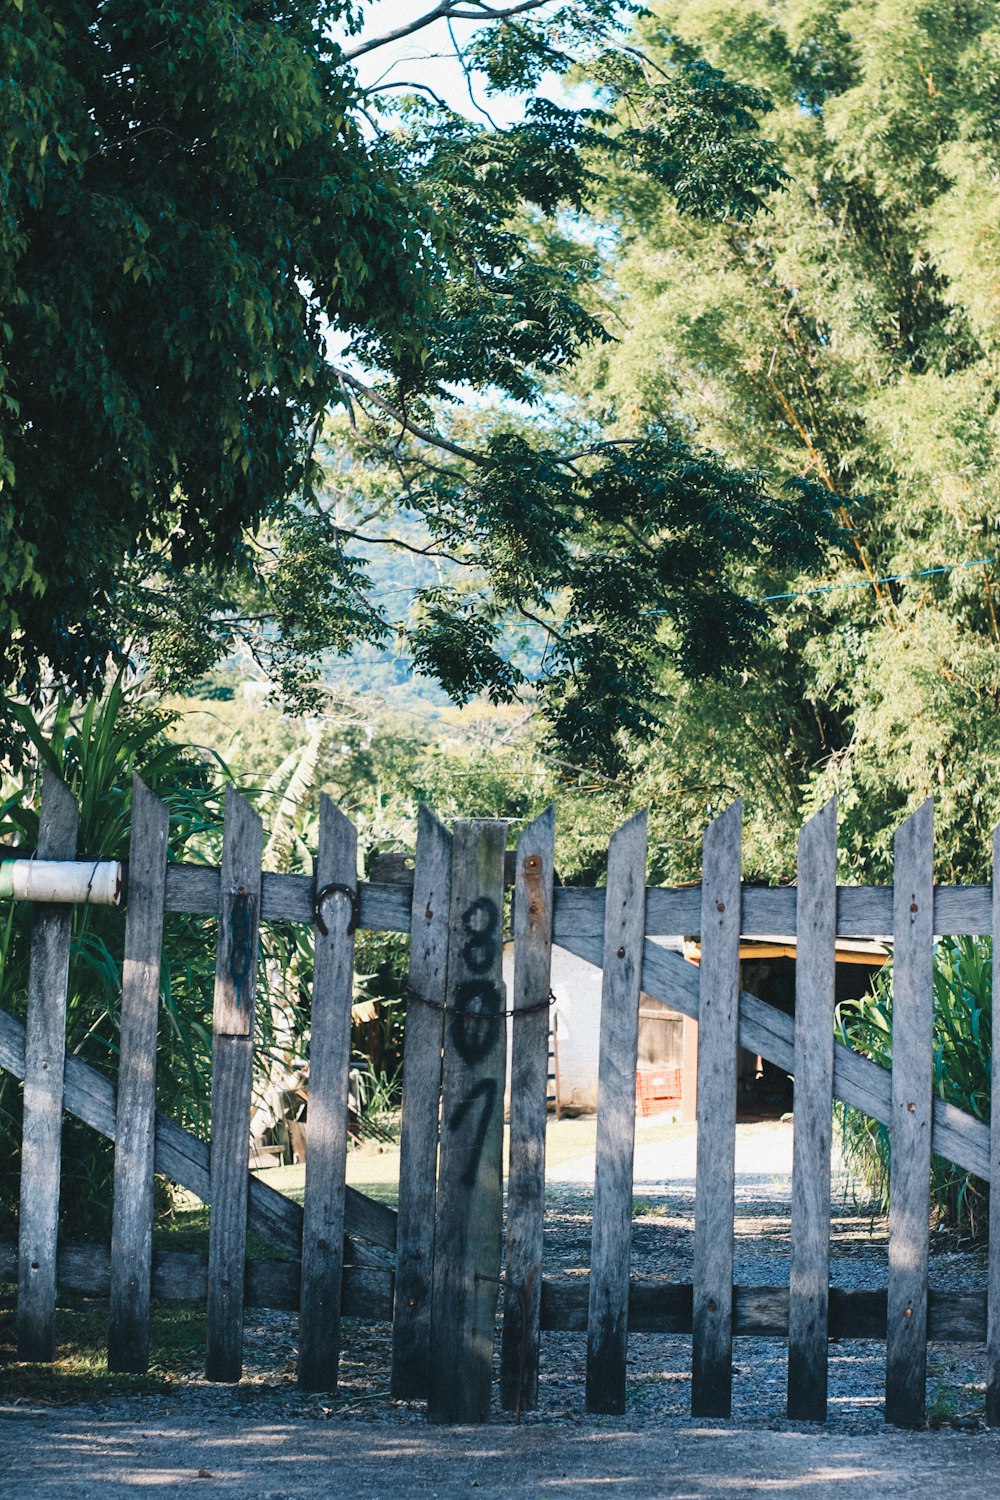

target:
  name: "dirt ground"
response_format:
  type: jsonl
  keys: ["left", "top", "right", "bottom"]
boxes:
{"left": 3, "top": 1121, "right": 996, "bottom": 1496}
{"left": 1, "top": 1403, "right": 998, "bottom": 1499}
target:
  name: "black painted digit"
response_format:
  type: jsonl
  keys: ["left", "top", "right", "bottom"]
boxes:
{"left": 461, "top": 895, "right": 499, "bottom": 975}
{"left": 450, "top": 978, "right": 502, "bottom": 1063}
{"left": 447, "top": 1078, "right": 498, "bottom": 1187}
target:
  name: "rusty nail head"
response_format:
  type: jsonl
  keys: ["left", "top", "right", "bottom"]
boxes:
{"left": 717, "top": 901, "right": 726, "bottom": 913}
{"left": 408, "top": 1297, "right": 418, "bottom": 1307}
{"left": 525, "top": 855, "right": 542, "bottom": 873}
{"left": 707, "top": 1298, "right": 718, "bottom": 1312}
{"left": 904, "top": 1307, "right": 912, "bottom": 1318}
{"left": 317, "top": 1238, "right": 327, "bottom": 1251}
{"left": 907, "top": 1101, "right": 915, "bottom": 1112}
{"left": 425, "top": 907, "right": 433, "bottom": 921}
{"left": 617, "top": 946, "right": 626, "bottom": 959}
{"left": 910, "top": 902, "right": 918, "bottom": 913}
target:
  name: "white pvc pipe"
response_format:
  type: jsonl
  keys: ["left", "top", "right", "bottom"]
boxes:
{"left": 0, "top": 858, "right": 122, "bottom": 907}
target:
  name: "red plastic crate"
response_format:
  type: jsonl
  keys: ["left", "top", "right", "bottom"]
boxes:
{"left": 635, "top": 1066, "right": 682, "bottom": 1117}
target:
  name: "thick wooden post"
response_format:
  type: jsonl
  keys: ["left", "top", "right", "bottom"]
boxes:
{"left": 298, "top": 796, "right": 358, "bottom": 1390}
{"left": 17, "top": 773, "right": 79, "bottom": 1362}
{"left": 500, "top": 806, "right": 556, "bottom": 1413}
{"left": 108, "top": 776, "right": 169, "bottom": 1373}
{"left": 391, "top": 805, "right": 452, "bottom": 1399}
{"left": 206, "top": 788, "right": 262, "bottom": 1383}
{"left": 427, "top": 819, "right": 507, "bottom": 1425}
{"left": 885, "top": 799, "right": 934, "bottom": 1428}
{"left": 691, "top": 800, "right": 742, "bottom": 1418}
{"left": 787, "top": 798, "right": 837, "bottom": 1421}
{"left": 988, "top": 821, "right": 1000, "bottom": 1426}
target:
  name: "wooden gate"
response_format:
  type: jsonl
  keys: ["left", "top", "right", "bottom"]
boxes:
{"left": 2, "top": 774, "right": 999, "bottom": 1429}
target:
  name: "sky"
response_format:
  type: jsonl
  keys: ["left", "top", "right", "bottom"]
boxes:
{"left": 332, "top": 1, "right": 570, "bottom": 125}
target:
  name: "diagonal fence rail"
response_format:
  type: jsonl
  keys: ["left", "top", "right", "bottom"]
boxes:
{"left": 1, "top": 776, "right": 998, "bottom": 1429}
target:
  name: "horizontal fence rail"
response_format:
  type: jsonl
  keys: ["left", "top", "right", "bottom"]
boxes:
{"left": 2, "top": 779, "right": 999, "bottom": 1433}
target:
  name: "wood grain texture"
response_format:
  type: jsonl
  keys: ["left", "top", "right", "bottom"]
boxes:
{"left": 585, "top": 811, "right": 648, "bottom": 1416}
{"left": 1, "top": 1241, "right": 393, "bottom": 1320}
{"left": 391, "top": 805, "right": 451, "bottom": 1399}
{"left": 298, "top": 797, "right": 358, "bottom": 1391}
{"left": 538, "top": 1278, "right": 988, "bottom": 1341}
{"left": 0, "top": 1004, "right": 397, "bottom": 1261}
{"left": 17, "top": 773, "right": 79, "bottom": 1362}
{"left": 501, "top": 807, "right": 556, "bottom": 1413}
{"left": 551, "top": 882, "right": 994, "bottom": 943}
{"left": 108, "top": 777, "right": 169, "bottom": 1374}
{"left": 206, "top": 789, "right": 262, "bottom": 1383}
{"left": 885, "top": 800, "right": 934, "bottom": 1430}
{"left": 787, "top": 799, "right": 838, "bottom": 1422}
{"left": 427, "top": 820, "right": 508, "bottom": 1425}
{"left": 164, "top": 864, "right": 412, "bottom": 932}
{"left": 691, "top": 801, "right": 742, "bottom": 1419}
{"left": 552, "top": 930, "right": 991, "bottom": 1181}
{"left": 160, "top": 853, "right": 996, "bottom": 939}
{"left": 989, "top": 822, "right": 1000, "bottom": 1426}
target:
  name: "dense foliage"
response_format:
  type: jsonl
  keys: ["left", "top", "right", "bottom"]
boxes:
{"left": 564, "top": 0, "right": 1000, "bottom": 876}
{"left": 838, "top": 938, "right": 993, "bottom": 1237}
{"left": 1, "top": 0, "right": 840, "bottom": 773}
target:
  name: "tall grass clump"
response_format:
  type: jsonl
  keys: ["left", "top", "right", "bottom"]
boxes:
{"left": 837, "top": 936, "right": 992, "bottom": 1238}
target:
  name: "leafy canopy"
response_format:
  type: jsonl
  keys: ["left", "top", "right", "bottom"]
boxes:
{"left": 2, "top": 0, "right": 835, "bottom": 770}
{"left": 565, "top": 0, "right": 1000, "bottom": 864}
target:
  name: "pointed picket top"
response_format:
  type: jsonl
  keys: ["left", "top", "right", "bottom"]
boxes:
{"left": 604, "top": 807, "right": 649, "bottom": 911}
{"left": 799, "top": 795, "right": 837, "bottom": 845}
{"left": 702, "top": 798, "right": 743, "bottom": 864}
{"left": 893, "top": 797, "right": 934, "bottom": 859}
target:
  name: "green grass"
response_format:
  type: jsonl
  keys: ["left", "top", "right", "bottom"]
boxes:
{"left": 0, "top": 1285, "right": 205, "bottom": 1402}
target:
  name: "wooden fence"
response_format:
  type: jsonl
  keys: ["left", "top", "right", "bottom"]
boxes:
{"left": 2, "top": 773, "right": 1000, "bottom": 1428}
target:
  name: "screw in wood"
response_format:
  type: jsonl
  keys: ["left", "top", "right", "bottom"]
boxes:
{"left": 717, "top": 902, "right": 725, "bottom": 912}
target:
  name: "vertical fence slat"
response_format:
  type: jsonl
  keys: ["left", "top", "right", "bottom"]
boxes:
{"left": 428, "top": 819, "right": 508, "bottom": 1425}
{"left": 298, "top": 795, "right": 358, "bottom": 1391}
{"left": 391, "top": 805, "right": 452, "bottom": 1399}
{"left": 108, "top": 776, "right": 169, "bottom": 1373}
{"left": 206, "top": 787, "right": 262, "bottom": 1383}
{"left": 691, "top": 799, "right": 742, "bottom": 1418}
{"left": 787, "top": 797, "right": 837, "bottom": 1421}
{"left": 500, "top": 805, "right": 556, "bottom": 1413}
{"left": 16, "top": 772, "right": 79, "bottom": 1362}
{"left": 585, "top": 810, "right": 648, "bottom": 1416}
{"left": 988, "top": 821, "right": 1000, "bottom": 1427}
{"left": 885, "top": 798, "right": 934, "bottom": 1429}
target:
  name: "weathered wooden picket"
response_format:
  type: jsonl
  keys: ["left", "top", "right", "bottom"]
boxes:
{"left": 2, "top": 772, "right": 1000, "bottom": 1430}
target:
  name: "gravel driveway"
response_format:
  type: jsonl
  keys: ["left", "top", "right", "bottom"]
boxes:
{"left": 1, "top": 1118, "right": 995, "bottom": 1497}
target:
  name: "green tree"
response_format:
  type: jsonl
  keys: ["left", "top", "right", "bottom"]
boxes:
{"left": 567, "top": 0, "right": 1000, "bottom": 876}
{"left": 2, "top": 0, "right": 837, "bottom": 774}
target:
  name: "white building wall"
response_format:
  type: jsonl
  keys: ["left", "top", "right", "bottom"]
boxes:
{"left": 502, "top": 936, "right": 689, "bottom": 1115}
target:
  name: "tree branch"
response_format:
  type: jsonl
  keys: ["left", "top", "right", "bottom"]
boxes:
{"left": 333, "top": 367, "right": 487, "bottom": 465}
{"left": 343, "top": 0, "right": 554, "bottom": 63}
